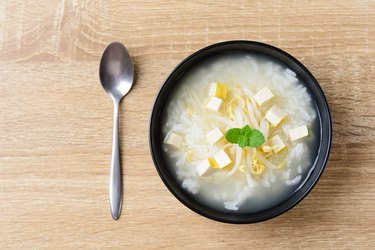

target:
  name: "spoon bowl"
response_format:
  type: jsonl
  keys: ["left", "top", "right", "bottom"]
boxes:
{"left": 100, "top": 42, "right": 134, "bottom": 100}
{"left": 99, "top": 42, "right": 134, "bottom": 220}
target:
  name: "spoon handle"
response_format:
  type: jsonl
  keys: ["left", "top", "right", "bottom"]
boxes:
{"left": 110, "top": 100, "right": 122, "bottom": 220}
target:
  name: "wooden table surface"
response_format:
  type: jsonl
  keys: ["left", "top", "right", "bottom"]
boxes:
{"left": 0, "top": 0, "right": 374, "bottom": 249}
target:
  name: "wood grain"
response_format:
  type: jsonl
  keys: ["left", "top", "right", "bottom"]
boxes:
{"left": 0, "top": 0, "right": 374, "bottom": 249}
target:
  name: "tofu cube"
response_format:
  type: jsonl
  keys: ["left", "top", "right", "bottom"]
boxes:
{"left": 196, "top": 158, "right": 216, "bottom": 177}
{"left": 213, "top": 150, "right": 232, "bottom": 169}
{"left": 269, "top": 135, "right": 286, "bottom": 153}
{"left": 289, "top": 125, "right": 309, "bottom": 141}
{"left": 254, "top": 87, "right": 274, "bottom": 106}
{"left": 265, "top": 105, "right": 287, "bottom": 127}
{"left": 164, "top": 132, "right": 182, "bottom": 149}
{"left": 205, "top": 97, "right": 223, "bottom": 112}
{"left": 206, "top": 127, "right": 224, "bottom": 145}
{"left": 209, "top": 82, "right": 228, "bottom": 99}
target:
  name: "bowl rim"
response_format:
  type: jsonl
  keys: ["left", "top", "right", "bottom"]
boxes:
{"left": 149, "top": 40, "right": 332, "bottom": 224}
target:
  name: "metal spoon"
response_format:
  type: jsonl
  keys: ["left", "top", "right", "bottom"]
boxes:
{"left": 99, "top": 42, "right": 134, "bottom": 220}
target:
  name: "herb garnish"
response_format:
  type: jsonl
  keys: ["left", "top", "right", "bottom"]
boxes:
{"left": 225, "top": 125, "right": 265, "bottom": 148}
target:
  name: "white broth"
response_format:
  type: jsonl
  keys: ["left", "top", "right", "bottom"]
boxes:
{"left": 162, "top": 53, "right": 319, "bottom": 213}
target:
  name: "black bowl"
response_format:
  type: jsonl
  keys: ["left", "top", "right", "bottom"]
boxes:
{"left": 149, "top": 40, "right": 332, "bottom": 224}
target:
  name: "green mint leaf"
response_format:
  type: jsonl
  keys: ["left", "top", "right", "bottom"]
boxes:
{"left": 238, "top": 135, "right": 249, "bottom": 148}
{"left": 241, "top": 125, "right": 252, "bottom": 136}
{"left": 225, "top": 128, "right": 241, "bottom": 143}
{"left": 248, "top": 129, "right": 265, "bottom": 147}
{"left": 225, "top": 125, "right": 265, "bottom": 148}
